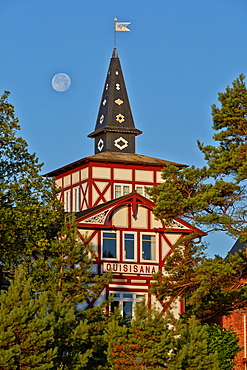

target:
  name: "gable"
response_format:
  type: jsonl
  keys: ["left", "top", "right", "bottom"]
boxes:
{"left": 76, "top": 191, "right": 204, "bottom": 237}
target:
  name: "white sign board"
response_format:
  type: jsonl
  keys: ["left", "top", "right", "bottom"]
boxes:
{"left": 103, "top": 262, "right": 159, "bottom": 275}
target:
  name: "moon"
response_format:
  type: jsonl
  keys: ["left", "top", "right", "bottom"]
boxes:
{"left": 52, "top": 73, "right": 71, "bottom": 92}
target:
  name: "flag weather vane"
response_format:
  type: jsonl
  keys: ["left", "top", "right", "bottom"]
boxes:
{"left": 114, "top": 18, "right": 131, "bottom": 48}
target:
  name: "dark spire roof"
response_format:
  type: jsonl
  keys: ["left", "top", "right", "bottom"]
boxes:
{"left": 88, "top": 48, "right": 142, "bottom": 154}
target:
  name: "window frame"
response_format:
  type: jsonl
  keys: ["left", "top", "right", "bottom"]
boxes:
{"left": 123, "top": 231, "right": 137, "bottom": 261}
{"left": 135, "top": 185, "right": 152, "bottom": 199}
{"left": 114, "top": 184, "right": 131, "bottom": 198}
{"left": 109, "top": 292, "right": 146, "bottom": 318}
{"left": 102, "top": 231, "right": 119, "bottom": 260}
{"left": 140, "top": 232, "right": 157, "bottom": 262}
{"left": 73, "top": 187, "right": 81, "bottom": 212}
{"left": 64, "top": 190, "right": 71, "bottom": 212}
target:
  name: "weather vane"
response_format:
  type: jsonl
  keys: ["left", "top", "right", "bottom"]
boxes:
{"left": 114, "top": 18, "right": 131, "bottom": 48}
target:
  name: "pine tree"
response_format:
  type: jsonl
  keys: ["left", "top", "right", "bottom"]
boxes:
{"left": 151, "top": 240, "right": 247, "bottom": 320}
{"left": 204, "top": 323, "right": 241, "bottom": 370}
{"left": 148, "top": 75, "right": 247, "bottom": 319}
{"left": 0, "top": 91, "right": 63, "bottom": 268}
{"left": 0, "top": 91, "right": 111, "bottom": 369}
{"left": 106, "top": 302, "right": 175, "bottom": 369}
{"left": 168, "top": 316, "right": 219, "bottom": 370}
{"left": 105, "top": 304, "right": 240, "bottom": 370}
{"left": 49, "top": 295, "right": 93, "bottom": 370}
{"left": 26, "top": 220, "right": 112, "bottom": 370}
{"left": 148, "top": 74, "right": 247, "bottom": 241}
{"left": 28, "top": 220, "right": 110, "bottom": 306}
{"left": 0, "top": 268, "right": 57, "bottom": 370}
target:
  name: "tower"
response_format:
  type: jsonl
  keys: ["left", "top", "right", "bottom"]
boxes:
{"left": 88, "top": 48, "right": 142, "bottom": 154}
{"left": 46, "top": 48, "right": 203, "bottom": 317}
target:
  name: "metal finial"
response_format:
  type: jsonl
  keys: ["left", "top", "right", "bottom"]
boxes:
{"left": 114, "top": 18, "right": 117, "bottom": 48}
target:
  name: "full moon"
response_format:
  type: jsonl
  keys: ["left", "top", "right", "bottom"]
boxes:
{"left": 51, "top": 73, "right": 71, "bottom": 92}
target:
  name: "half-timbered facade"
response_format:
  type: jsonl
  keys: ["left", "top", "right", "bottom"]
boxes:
{"left": 46, "top": 47, "right": 203, "bottom": 317}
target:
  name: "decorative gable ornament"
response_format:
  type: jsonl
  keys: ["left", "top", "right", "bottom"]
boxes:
{"left": 83, "top": 209, "right": 110, "bottom": 224}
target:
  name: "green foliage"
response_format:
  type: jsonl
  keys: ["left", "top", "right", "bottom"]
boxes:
{"left": 0, "top": 268, "right": 57, "bottom": 370}
{"left": 148, "top": 75, "right": 247, "bottom": 321}
{"left": 106, "top": 305, "right": 238, "bottom": 370}
{"left": 168, "top": 316, "right": 219, "bottom": 370}
{"left": 147, "top": 75, "right": 247, "bottom": 242}
{"left": 49, "top": 296, "right": 93, "bottom": 370}
{"left": 201, "top": 73, "right": 247, "bottom": 182}
{"left": 0, "top": 268, "right": 96, "bottom": 370}
{"left": 106, "top": 302, "right": 175, "bottom": 369}
{"left": 152, "top": 242, "right": 247, "bottom": 320}
{"left": 81, "top": 308, "right": 114, "bottom": 370}
{"left": 24, "top": 220, "right": 112, "bottom": 370}
{"left": 0, "top": 92, "right": 112, "bottom": 369}
{"left": 1, "top": 79, "right": 244, "bottom": 369}
{"left": 0, "top": 91, "right": 64, "bottom": 267}
{"left": 204, "top": 323, "right": 241, "bottom": 370}
{"left": 0, "top": 219, "right": 112, "bottom": 370}
{"left": 27, "top": 220, "right": 111, "bottom": 306}
{"left": 147, "top": 75, "right": 247, "bottom": 367}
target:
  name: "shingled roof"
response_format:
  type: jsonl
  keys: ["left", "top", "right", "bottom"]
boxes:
{"left": 45, "top": 151, "right": 187, "bottom": 177}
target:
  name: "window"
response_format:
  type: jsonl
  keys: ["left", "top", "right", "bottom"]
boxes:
{"left": 141, "top": 234, "right": 156, "bottom": 261}
{"left": 114, "top": 184, "right": 130, "bottom": 198}
{"left": 74, "top": 187, "right": 80, "bottom": 212}
{"left": 110, "top": 292, "right": 146, "bottom": 318}
{"left": 124, "top": 233, "right": 135, "bottom": 260}
{"left": 103, "top": 232, "right": 117, "bottom": 259}
{"left": 136, "top": 185, "right": 151, "bottom": 199}
{"left": 64, "top": 191, "right": 71, "bottom": 212}
{"left": 136, "top": 186, "right": 144, "bottom": 195}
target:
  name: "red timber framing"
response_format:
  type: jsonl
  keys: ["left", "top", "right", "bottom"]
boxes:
{"left": 74, "top": 191, "right": 204, "bottom": 317}
{"left": 46, "top": 152, "right": 187, "bottom": 212}
{"left": 44, "top": 48, "right": 200, "bottom": 318}
{"left": 46, "top": 153, "right": 197, "bottom": 317}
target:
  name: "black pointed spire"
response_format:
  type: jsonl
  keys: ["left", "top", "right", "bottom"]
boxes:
{"left": 88, "top": 48, "right": 142, "bottom": 154}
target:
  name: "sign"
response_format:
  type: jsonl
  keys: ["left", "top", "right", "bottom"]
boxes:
{"left": 103, "top": 262, "right": 159, "bottom": 275}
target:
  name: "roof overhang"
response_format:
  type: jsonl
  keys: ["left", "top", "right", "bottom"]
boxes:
{"left": 45, "top": 152, "right": 187, "bottom": 177}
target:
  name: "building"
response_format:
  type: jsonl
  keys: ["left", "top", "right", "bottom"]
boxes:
{"left": 218, "top": 240, "right": 247, "bottom": 370}
{"left": 46, "top": 47, "right": 203, "bottom": 318}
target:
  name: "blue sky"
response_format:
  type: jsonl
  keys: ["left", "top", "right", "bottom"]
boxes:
{"left": 1, "top": 0, "right": 247, "bottom": 256}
